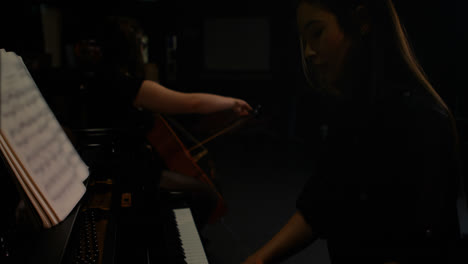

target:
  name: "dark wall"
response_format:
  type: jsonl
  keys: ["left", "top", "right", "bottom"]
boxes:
{"left": 2, "top": 1, "right": 45, "bottom": 62}
{"left": 175, "top": 0, "right": 301, "bottom": 137}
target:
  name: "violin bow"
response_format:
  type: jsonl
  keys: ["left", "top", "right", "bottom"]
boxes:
{"left": 187, "top": 105, "right": 262, "bottom": 155}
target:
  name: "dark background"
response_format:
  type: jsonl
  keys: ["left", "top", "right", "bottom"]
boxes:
{"left": 3, "top": 0, "right": 467, "bottom": 141}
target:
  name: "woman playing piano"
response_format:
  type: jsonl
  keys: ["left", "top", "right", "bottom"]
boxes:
{"left": 242, "top": 0, "right": 461, "bottom": 263}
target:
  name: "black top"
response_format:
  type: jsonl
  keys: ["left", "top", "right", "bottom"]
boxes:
{"left": 76, "top": 69, "right": 146, "bottom": 129}
{"left": 43, "top": 68, "right": 166, "bottom": 181}
{"left": 296, "top": 82, "right": 459, "bottom": 261}
{"left": 33, "top": 67, "right": 149, "bottom": 133}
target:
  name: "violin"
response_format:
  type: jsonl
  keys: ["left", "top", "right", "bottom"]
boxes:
{"left": 145, "top": 106, "right": 261, "bottom": 223}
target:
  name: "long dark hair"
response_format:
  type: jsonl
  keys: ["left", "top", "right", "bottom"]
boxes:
{"left": 92, "top": 16, "right": 146, "bottom": 80}
{"left": 299, "top": 0, "right": 464, "bottom": 210}
{"left": 299, "top": 0, "right": 449, "bottom": 111}
{"left": 73, "top": 15, "right": 146, "bottom": 79}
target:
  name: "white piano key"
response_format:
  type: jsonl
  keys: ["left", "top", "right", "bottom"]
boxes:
{"left": 173, "top": 208, "right": 209, "bottom": 264}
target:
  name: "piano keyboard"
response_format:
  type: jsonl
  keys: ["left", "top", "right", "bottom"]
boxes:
{"left": 173, "top": 208, "right": 210, "bottom": 264}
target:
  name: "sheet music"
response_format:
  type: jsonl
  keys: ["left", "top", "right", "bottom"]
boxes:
{"left": 0, "top": 49, "right": 88, "bottom": 224}
{"left": 0, "top": 135, "right": 53, "bottom": 227}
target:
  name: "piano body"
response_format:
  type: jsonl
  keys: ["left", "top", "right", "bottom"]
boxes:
{"left": 0, "top": 128, "right": 210, "bottom": 264}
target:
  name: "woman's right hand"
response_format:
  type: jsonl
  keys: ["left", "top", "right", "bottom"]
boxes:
{"left": 230, "top": 97, "right": 253, "bottom": 116}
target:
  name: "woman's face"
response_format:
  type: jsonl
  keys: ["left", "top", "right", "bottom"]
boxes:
{"left": 297, "top": 2, "right": 352, "bottom": 93}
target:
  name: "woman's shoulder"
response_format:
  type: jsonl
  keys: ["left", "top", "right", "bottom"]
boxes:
{"left": 377, "top": 81, "right": 450, "bottom": 123}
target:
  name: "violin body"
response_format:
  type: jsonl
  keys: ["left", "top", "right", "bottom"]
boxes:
{"left": 146, "top": 114, "right": 227, "bottom": 224}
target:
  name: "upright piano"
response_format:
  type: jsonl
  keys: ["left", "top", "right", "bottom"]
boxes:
{"left": 0, "top": 127, "right": 210, "bottom": 264}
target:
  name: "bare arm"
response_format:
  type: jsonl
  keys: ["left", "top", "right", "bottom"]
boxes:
{"left": 242, "top": 211, "right": 318, "bottom": 264}
{"left": 133, "top": 80, "right": 252, "bottom": 115}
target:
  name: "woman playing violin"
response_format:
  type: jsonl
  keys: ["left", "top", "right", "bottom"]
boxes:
{"left": 72, "top": 15, "right": 252, "bottom": 230}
